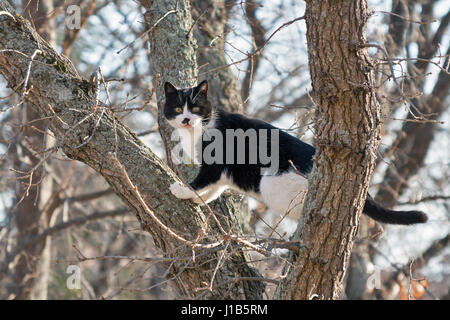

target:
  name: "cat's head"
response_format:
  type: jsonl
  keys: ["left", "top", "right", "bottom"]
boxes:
{"left": 163, "top": 80, "right": 212, "bottom": 130}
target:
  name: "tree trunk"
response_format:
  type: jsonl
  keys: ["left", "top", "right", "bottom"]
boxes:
{"left": 0, "top": 0, "right": 264, "bottom": 299}
{"left": 9, "top": 0, "right": 56, "bottom": 300}
{"left": 275, "top": 0, "right": 381, "bottom": 300}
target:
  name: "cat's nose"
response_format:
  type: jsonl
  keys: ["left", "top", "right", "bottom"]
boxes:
{"left": 182, "top": 118, "right": 191, "bottom": 125}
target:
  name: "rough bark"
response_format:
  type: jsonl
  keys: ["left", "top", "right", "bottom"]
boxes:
{"left": 275, "top": 0, "right": 381, "bottom": 300}
{"left": 0, "top": 0, "right": 263, "bottom": 299}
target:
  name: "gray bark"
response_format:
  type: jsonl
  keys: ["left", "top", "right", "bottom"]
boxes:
{"left": 275, "top": 0, "right": 381, "bottom": 300}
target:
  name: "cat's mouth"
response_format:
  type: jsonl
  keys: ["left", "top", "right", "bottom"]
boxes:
{"left": 182, "top": 124, "right": 192, "bottom": 128}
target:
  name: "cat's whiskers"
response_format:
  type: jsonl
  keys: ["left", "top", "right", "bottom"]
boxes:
{"left": 202, "top": 109, "right": 218, "bottom": 132}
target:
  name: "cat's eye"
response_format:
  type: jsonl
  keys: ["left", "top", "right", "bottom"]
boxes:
{"left": 192, "top": 107, "right": 200, "bottom": 113}
{"left": 175, "top": 107, "right": 183, "bottom": 113}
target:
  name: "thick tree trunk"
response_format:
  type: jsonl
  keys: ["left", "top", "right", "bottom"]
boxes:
{"left": 0, "top": 0, "right": 263, "bottom": 299}
{"left": 275, "top": 0, "right": 381, "bottom": 300}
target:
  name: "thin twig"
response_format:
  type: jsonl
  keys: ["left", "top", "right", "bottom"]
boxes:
{"left": 375, "top": 10, "right": 437, "bottom": 25}
{"left": 117, "top": 2, "right": 179, "bottom": 54}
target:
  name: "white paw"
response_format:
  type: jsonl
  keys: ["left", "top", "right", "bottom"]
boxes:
{"left": 170, "top": 182, "right": 196, "bottom": 200}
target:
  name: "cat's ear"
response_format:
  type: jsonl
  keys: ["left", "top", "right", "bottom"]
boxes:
{"left": 164, "top": 82, "right": 177, "bottom": 96}
{"left": 193, "top": 80, "right": 208, "bottom": 101}
{"left": 197, "top": 80, "right": 208, "bottom": 97}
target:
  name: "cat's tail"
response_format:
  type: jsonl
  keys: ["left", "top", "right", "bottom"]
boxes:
{"left": 363, "top": 193, "right": 428, "bottom": 225}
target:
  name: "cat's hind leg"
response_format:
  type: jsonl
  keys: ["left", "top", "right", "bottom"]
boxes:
{"left": 259, "top": 171, "right": 309, "bottom": 220}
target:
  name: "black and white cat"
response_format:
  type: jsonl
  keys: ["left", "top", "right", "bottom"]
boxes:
{"left": 164, "top": 80, "right": 428, "bottom": 225}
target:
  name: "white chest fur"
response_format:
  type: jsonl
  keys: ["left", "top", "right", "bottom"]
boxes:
{"left": 173, "top": 127, "right": 203, "bottom": 164}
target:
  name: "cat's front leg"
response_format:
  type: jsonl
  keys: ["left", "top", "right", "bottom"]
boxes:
{"left": 169, "top": 181, "right": 197, "bottom": 200}
{"left": 169, "top": 181, "right": 207, "bottom": 204}
{"left": 170, "top": 165, "right": 223, "bottom": 204}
